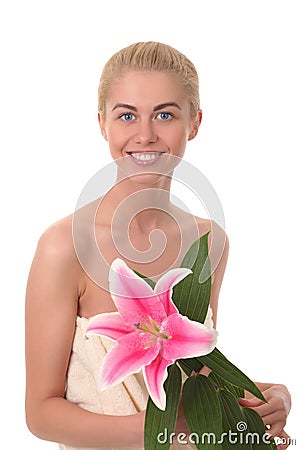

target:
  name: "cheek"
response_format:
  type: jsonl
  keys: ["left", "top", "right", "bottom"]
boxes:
{"left": 167, "top": 125, "right": 190, "bottom": 148}
{"left": 106, "top": 126, "right": 133, "bottom": 159}
{"left": 107, "top": 123, "right": 132, "bottom": 144}
{"left": 106, "top": 126, "right": 123, "bottom": 147}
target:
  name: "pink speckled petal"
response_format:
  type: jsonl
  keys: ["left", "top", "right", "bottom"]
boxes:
{"left": 86, "top": 312, "right": 132, "bottom": 340}
{"left": 99, "top": 331, "right": 160, "bottom": 390}
{"left": 161, "top": 313, "right": 217, "bottom": 360}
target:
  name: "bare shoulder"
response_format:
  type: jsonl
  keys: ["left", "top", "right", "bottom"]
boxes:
{"left": 36, "top": 213, "right": 76, "bottom": 263}
{"left": 26, "top": 213, "right": 82, "bottom": 318}
{"left": 28, "top": 213, "right": 83, "bottom": 293}
{"left": 170, "top": 205, "right": 229, "bottom": 266}
{"left": 194, "top": 216, "right": 229, "bottom": 247}
{"left": 194, "top": 216, "right": 229, "bottom": 274}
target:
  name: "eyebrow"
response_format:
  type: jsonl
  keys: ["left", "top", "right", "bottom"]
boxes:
{"left": 153, "top": 102, "right": 181, "bottom": 112}
{"left": 111, "top": 103, "right": 137, "bottom": 112}
{"left": 111, "top": 102, "right": 182, "bottom": 112}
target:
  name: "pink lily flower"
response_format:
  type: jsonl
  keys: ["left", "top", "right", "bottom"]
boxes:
{"left": 86, "top": 258, "right": 217, "bottom": 410}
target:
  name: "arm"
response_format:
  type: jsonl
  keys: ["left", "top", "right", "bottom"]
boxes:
{"left": 208, "top": 224, "right": 229, "bottom": 328}
{"left": 25, "top": 222, "right": 144, "bottom": 448}
{"left": 199, "top": 224, "right": 229, "bottom": 377}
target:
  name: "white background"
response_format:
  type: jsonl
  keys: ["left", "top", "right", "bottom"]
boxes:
{"left": 1, "top": 0, "right": 299, "bottom": 447}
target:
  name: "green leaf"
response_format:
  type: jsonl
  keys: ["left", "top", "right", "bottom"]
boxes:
{"left": 209, "top": 371, "right": 245, "bottom": 399}
{"left": 199, "top": 348, "right": 266, "bottom": 402}
{"left": 173, "top": 232, "right": 211, "bottom": 323}
{"left": 242, "top": 407, "right": 277, "bottom": 449}
{"left": 182, "top": 374, "right": 222, "bottom": 449}
{"left": 218, "top": 389, "right": 250, "bottom": 449}
{"left": 144, "top": 363, "right": 181, "bottom": 450}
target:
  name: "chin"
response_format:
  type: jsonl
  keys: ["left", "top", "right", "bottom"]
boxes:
{"left": 127, "top": 172, "right": 167, "bottom": 186}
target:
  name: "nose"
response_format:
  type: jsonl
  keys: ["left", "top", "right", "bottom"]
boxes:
{"left": 134, "top": 119, "right": 158, "bottom": 145}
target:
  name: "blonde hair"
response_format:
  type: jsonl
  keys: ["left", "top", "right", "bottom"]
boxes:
{"left": 98, "top": 41, "right": 200, "bottom": 119}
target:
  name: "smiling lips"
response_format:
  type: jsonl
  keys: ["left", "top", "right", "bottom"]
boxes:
{"left": 127, "top": 151, "right": 164, "bottom": 165}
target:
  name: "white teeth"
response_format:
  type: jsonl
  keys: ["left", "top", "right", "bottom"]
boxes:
{"left": 130, "top": 152, "right": 162, "bottom": 161}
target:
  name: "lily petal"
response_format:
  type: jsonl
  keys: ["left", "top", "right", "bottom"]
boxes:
{"left": 86, "top": 312, "right": 132, "bottom": 340}
{"left": 99, "top": 331, "right": 160, "bottom": 390}
{"left": 109, "top": 258, "right": 155, "bottom": 297}
{"left": 154, "top": 267, "right": 192, "bottom": 316}
{"left": 109, "top": 258, "right": 166, "bottom": 326}
{"left": 143, "top": 354, "right": 173, "bottom": 410}
{"left": 204, "top": 306, "right": 214, "bottom": 329}
{"left": 161, "top": 313, "right": 217, "bottom": 360}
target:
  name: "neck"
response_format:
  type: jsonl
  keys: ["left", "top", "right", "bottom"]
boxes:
{"left": 98, "top": 168, "right": 174, "bottom": 232}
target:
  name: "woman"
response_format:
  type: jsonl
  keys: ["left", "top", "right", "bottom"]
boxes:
{"left": 25, "top": 41, "right": 291, "bottom": 449}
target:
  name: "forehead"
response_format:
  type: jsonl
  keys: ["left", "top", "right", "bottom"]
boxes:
{"left": 106, "top": 70, "right": 188, "bottom": 108}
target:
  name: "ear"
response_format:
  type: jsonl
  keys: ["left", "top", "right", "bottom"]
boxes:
{"left": 188, "top": 109, "right": 202, "bottom": 141}
{"left": 98, "top": 112, "right": 108, "bottom": 141}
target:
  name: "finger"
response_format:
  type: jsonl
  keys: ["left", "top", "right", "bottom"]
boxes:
{"left": 265, "top": 419, "right": 286, "bottom": 441}
{"left": 260, "top": 410, "right": 285, "bottom": 428}
{"left": 249, "top": 401, "right": 279, "bottom": 418}
{"left": 248, "top": 397, "right": 287, "bottom": 420}
{"left": 276, "top": 430, "right": 291, "bottom": 450}
{"left": 261, "top": 410, "right": 286, "bottom": 429}
{"left": 238, "top": 397, "right": 264, "bottom": 407}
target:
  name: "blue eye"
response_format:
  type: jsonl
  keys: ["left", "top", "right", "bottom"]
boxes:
{"left": 120, "top": 113, "right": 135, "bottom": 121}
{"left": 157, "top": 112, "right": 172, "bottom": 120}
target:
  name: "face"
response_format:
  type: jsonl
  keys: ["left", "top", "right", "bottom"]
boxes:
{"left": 98, "top": 70, "right": 201, "bottom": 183}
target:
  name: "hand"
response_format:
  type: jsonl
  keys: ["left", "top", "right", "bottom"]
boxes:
{"left": 238, "top": 384, "right": 291, "bottom": 447}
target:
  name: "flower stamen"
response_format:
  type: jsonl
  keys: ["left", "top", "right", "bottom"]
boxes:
{"left": 134, "top": 317, "right": 171, "bottom": 340}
